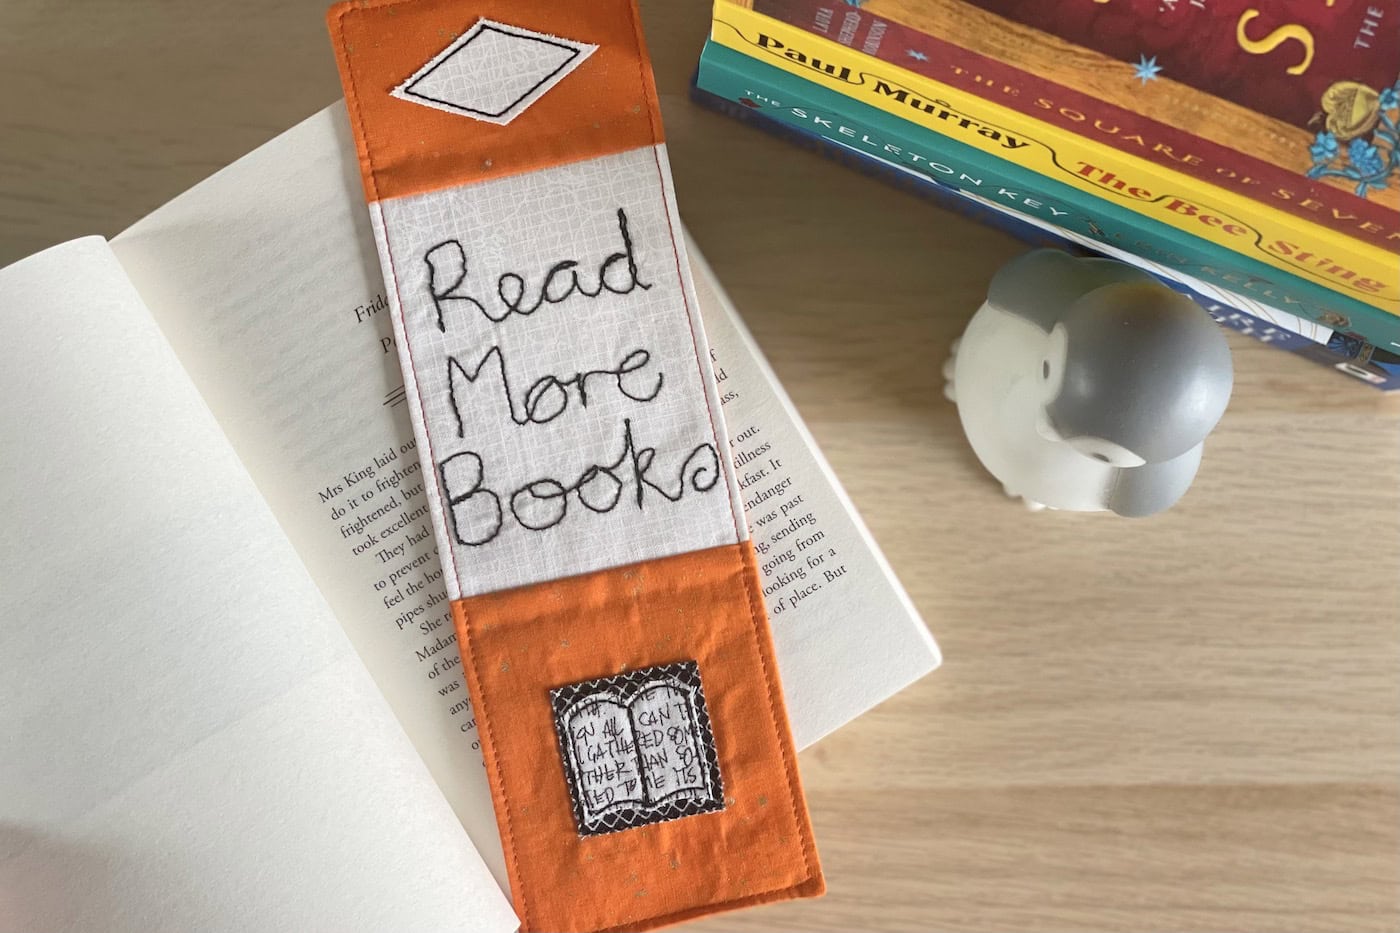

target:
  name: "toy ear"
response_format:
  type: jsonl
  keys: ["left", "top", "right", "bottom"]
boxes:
{"left": 987, "top": 249, "right": 1155, "bottom": 334}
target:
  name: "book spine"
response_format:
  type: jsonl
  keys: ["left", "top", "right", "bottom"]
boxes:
{"left": 685, "top": 83, "right": 1073, "bottom": 248}
{"left": 696, "top": 39, "right": 1400, "bottom": 351}
{"left": 708, "top": 3, "right": 1400, "bottom": 317}
{"left": 690, "top": 75, "right": 1400, "bottom": 390}
{"left": 691, "top": 76, "right": 1400, "bottom": 390}
{"left": 963, "top": 0, "right": 1398, "bottom": 130}
{"left": 745, "top": 0, "right": 1400, "bottom": 253}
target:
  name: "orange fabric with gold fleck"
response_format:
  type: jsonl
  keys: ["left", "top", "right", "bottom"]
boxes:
{"left": 452, "top": 542, "right": 823, "bottom": 932}
{"left": 328, "top": 0, "right": 664, "bottom": 202}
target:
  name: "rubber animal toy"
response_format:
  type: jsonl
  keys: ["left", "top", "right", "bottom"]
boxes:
{"left": 945, "top": 249, "right": 1233, "bottom": 516}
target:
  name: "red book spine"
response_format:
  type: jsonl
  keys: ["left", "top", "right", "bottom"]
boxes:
{"left": 747, "top": 0, "right": 1400, "bottom": 253}
{"left": 968, "top": 0, "right": 1399, "bottom": 130}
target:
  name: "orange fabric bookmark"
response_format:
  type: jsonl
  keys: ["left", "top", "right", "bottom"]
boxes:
{"left": 455, "top": 543, "right": 822, "bottom": 931}
{"left": 327, "top": 1, "right": 824, "bottom": 929}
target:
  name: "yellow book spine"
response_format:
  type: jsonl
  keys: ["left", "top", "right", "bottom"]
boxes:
{"left": 710, "top": 3, "right": 1400, "bottom": 315}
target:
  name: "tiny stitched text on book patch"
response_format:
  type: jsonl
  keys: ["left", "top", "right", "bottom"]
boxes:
{"left": 551, "top": 661, "right": 724, "bottom": 836}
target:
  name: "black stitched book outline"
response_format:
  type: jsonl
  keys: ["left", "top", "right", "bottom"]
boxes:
{"left": 550, "top": 661, "right": 724, "bottom": 836}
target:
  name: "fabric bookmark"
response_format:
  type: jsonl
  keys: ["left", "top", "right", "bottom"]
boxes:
{"left": 326, "top": 1, "right": 824, "bottom": 929}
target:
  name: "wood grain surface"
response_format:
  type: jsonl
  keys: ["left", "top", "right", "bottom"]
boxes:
{"left": 2, "top": 1, "right": 1397, "bottom": 930}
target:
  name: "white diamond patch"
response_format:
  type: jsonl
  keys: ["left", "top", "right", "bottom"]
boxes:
{"left": 392, "top": 19, "right": 597, "bottom": 125}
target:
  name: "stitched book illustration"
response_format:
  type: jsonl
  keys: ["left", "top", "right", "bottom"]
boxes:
{"left": 551, "top": 662, "right": 725, "bottom": 836}
{"left": 0, "top": 104, "right": 940, "bottom": 931}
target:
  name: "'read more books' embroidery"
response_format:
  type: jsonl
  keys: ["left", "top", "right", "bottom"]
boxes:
{"left": 392, "top": 162, "right": 742, "bottom": 599}
{"left": 551, "top": 662, "right": 724, "bottom": 836}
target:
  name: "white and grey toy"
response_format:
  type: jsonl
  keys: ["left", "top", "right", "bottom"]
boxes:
{"left": 945, "top": 249, "right": 1234, "bottom": 517}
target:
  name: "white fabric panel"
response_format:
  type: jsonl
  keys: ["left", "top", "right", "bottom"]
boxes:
{"left": 376, "top": 144, "right": 745, "bottom": 599}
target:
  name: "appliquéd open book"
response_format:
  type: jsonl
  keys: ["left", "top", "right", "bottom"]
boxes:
{"left": 0, "top": 104, "right": 939, "bottom": 933}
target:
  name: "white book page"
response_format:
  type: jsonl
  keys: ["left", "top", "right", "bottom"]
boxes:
{"left": 690, "top": 239, "right": 942, "bottom": 747}
{"left": 111, "top": 104, "right": 940, "bottom": 881}
{"left": 0, "top": 239, "right": 517, "bottom": 933}
{"left": 113, "top": 107, "right": 511, "bottom": 882}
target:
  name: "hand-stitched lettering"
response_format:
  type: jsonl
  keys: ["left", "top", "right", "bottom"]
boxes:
{"left": 445, "top": 344, "right": 664, "bottom": 434}
{"left": 424, "top": 240, "right": 485, "bottom": 332}
{"left": 419, "top": 201, "right": 728, "bottom": 564}
{"left": 438, "top": 451, "right": 502, "bottom": 546}
{"left": 551, "top": 662, "right": 724, "bottom": 836}
{"left": 439, "top": 419, "right": 720, "bottom": 546}
{"left": 425, "top": 208, "right": 651, "bottom": 332}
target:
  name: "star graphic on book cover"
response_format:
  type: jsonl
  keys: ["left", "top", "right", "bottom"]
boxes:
{"left": 1132, "top": 54, "right": 1163, "bottom": 85}
{"left": 906, "top": 49, "right": 928, "bottom": 61}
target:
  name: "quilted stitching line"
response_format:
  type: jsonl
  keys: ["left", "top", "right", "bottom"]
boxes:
{"left": 455, "top": 602, "right": 529, "bottom": 922}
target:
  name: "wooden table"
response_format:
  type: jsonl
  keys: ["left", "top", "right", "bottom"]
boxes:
{"left": 3, "top": 1, "right": 1396, "bottom": 930}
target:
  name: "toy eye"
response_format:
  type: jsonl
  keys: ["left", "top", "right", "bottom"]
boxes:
{"left": 1042, "top": 360, "right": 1050, "bottom": 379}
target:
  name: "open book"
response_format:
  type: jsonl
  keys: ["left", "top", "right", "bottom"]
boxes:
{"left": 0, "top": 104, "right": 940, "bottom": 933}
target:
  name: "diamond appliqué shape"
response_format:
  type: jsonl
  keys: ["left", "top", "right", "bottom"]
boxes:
{"left": 391, "top": 19, "right": 597, "bottom": 126}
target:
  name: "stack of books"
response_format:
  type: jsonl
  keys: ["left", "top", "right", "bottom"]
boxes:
{"left": 693, "top": 0, "right": 1400, "bottom": 389}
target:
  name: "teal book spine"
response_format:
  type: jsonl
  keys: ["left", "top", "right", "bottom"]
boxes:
{"left": 696, "top": 40, "right": 1400, "bottom": 351}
